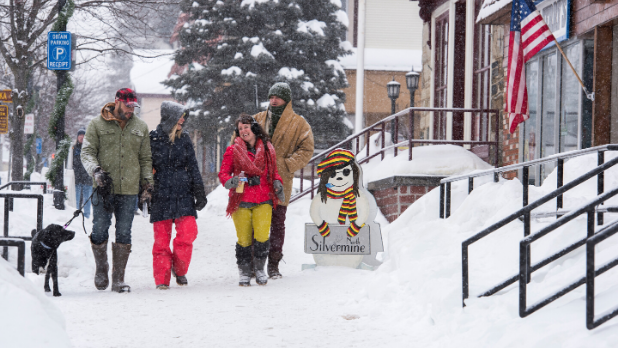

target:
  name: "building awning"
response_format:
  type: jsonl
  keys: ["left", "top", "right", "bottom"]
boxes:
{"left": 476, "top": 0, "right": 512, "bottom": 25}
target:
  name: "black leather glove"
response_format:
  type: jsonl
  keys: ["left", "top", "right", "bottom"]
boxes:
{"left": 139, "top": 182, "right": 154, "bottom": 206}
{"left": 274, "top": 180, "right": 285, "bottom": 202}
{"left": 93, "top": 167, "right": 112, "bottom": 189}
{"left": 224, "top": 176, "right": 239, "bottom": 189}
{"left": 247, "top": 176, "right": 260, "bottom": 186}
{"left": 194, "top": 183, "right": 207, "bottom": 211}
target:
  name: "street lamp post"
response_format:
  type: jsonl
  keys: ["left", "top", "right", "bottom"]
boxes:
{"left": 387, "top": 77, "right": 400, "bottom": 142}
{"left": 406, "top": 71, "right": 419, "bottom": 141}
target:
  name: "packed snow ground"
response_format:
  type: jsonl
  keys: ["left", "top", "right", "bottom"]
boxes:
{"left": 3, "top": 149, "right": 618, "bottom": 346}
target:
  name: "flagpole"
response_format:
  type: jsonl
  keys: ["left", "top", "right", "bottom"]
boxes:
{"left": 554, "top": 40, "right": 595, "bottom": 101}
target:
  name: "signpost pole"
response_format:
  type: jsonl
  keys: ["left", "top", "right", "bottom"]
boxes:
{"left": 51, "top": 0, "right": 69, "bottom": 210}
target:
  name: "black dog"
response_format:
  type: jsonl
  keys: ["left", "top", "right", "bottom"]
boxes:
{"left": 31, "top": 224, "right": 75, "bottom": 297}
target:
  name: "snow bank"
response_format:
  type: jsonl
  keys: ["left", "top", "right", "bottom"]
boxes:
{"left": 353, "top": 151, "right": 618, "bottom": 345}
{"left": 0, "top": 257, "right": 71, "bottom": 347}
{"left": 357, "top": 132, "right": 493, "bottom": 183}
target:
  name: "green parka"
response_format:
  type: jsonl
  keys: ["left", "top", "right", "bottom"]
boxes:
{"left": 81, "top": 102, "right": 153, "bottom": 195}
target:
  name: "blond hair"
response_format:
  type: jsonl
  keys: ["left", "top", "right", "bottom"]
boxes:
{"left": 168, "top": 123, "right": 182, "bottom": 143}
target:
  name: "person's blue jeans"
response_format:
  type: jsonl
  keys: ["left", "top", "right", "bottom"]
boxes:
{"left": 90, "top": 192, "right": 138, "bottom": 245}
{"left": 75, "top": 184, "right": 93, "bottom": 218}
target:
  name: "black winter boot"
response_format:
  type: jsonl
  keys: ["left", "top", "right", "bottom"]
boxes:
{"left": 253, "top": 240, "right": 270, "bottom": 285}
{"left": 90, "top": 238, "right": 109, "bottom": 290}
{"left": 268, "top": 251, "right": 283, "bottom": 279}
{"left": 235, "top": 243, "right": 252, "bottom": 287}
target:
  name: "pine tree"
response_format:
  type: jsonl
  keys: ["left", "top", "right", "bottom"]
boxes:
{"left": 166, "top": 0, "right": 352, "bottom": 148}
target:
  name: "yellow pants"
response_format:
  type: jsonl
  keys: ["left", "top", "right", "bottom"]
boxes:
{"left": 232, "top": 204, "right": 272, "bottom": 247}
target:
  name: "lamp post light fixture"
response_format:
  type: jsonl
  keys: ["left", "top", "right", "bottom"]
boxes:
{"left": 406, "top": 71, "right": 420, "bottom": 107}
{"left": 387, "top": 77, "right": 401, "bottom": 142}
{"left": 406, "top": 70, "right": 420, "bottom": 142}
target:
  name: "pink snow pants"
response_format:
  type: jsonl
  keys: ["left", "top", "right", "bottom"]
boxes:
{"left": 152, "top": 216, "right": 198, "bottom": 286}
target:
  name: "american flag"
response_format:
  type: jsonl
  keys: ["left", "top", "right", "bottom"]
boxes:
{"left": 506, "top": 0, "right": 555, "bottom": 133}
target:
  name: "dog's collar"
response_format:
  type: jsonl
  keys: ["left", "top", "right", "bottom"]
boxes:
{"left": 39, "top": 241, "right": 52, "bottom": 250}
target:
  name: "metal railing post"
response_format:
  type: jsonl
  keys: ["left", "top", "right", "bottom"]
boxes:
{"left": 468, "top": 177, "right": 474, "bottom": 194}
{"left": 462, "top": 243, "right": 469, "bottom": 306}
{"left": 439, "top": 184, "right": 445, "bottom": 219}
{"left": 598, "top": 151, "right": 605, "bottom": 225}
{"left": 381, "top": 124, "right": 385, "bottom": 160}
{"left": 310, "top": 162, "right": 315, "bottom": 199}
{"left": 394, "top": 117, "right": 399, "bottom": 157}
{"left": 2, "top": 197, "right": 8, "bottom": 260}
{"left": 557, "top": 158, "right": 564, "bottom": 214}
{"left": 519, "top": 240, "right": 528, "bottom": 318}
{"left": 409, "top": 109, "right": 414, "bottom": 161}
{"left": 494, "top": 172, "right": 499, "bottom": 183}
{"left": 523, "top": 166, "right": 529, "bottom": 207}
{"left": 300, "top": 168, "right": 304, "bottom": 193}
{"left": 586, "top": 239, "right": 595, "bottom": 330}
{"left": 446, "top": 182, "right": 451, "bottom": 218}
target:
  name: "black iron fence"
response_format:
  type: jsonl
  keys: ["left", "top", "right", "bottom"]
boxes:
{"left": 454, "top": 144, "right": 618, "bottom": 329}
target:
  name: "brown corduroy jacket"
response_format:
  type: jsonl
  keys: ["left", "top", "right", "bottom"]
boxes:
{"left": 254, "top": 102, "right": 314, "bottom": 205}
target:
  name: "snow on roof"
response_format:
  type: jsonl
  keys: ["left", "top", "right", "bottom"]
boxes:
{"left": 130, "top": 49, "right": 176, "bottom": 95}
{"left": 476, "top": 0, "right": 512, "bottom": 23}
{"left": 338, "top": 48, "right": 421, "bottom": 72}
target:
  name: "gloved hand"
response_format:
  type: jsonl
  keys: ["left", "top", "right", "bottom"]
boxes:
{"left": 194, "top": 183, "right": 207, "bottom": 211}
{"left": 93, "top": 167, "right": 112, "bottom": 189}
{"left": 274, "top": 180, "right": 285, "bottom": 202}
{"left": 224, "top": 176, "right": 239, "bottom": 190}
{"left": 139, "top": 182, "right": 154, "bottom": 206}
{"left": 247, "top": 176, "right": 260, "bottom": 186}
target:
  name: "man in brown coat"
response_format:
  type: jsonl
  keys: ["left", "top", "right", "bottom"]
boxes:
{"left": 254, "top": 82, "right": 314, "bottom": 278}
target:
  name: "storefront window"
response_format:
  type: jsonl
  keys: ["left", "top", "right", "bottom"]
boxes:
{"left": 523, "top": 61, "right": 538, "bottom": 164}
{"left": 541, "top": 53, "right": 557, "bottom": 177}
{"left": 522, "top": 39, "right": 593, "bottom": 184}
{"left": 560, "top": 42, "right": 581, "bottom": 153}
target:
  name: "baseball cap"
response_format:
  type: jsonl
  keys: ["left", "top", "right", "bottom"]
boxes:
{"left": 115, "top": 88, "right": 140, "bottom": 108}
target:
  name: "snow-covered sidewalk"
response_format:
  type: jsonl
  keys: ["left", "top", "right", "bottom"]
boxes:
{"left": 46, "top": 188, "right": 392, "bottom": 347}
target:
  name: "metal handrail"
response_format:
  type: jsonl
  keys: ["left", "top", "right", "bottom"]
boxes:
{"left": 462, "top": 155, "right": 618, "bottom": 306}
{"left": 0, "top": 181, "right": 48, "bottom": 194}
{"left": 0, "top": 192, "right": 44, "bottom": 260}
{"left": 290, "top": 107, "right": 500, "bottom": 204}
{"left": 586, "top": 220, "right": 618, "bottom": 329}
{"left": 439, "top": 144, "right": 618, "bottom": 219}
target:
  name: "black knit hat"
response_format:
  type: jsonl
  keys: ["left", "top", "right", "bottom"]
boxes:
{"left": 268, "top": 82, "right": 292, "bottom": 103}
{"left": 160, "top": 101, "right": 187, "bottom": 134}
{"left": 77, "top": 128, "right": 86, "bottom": 136}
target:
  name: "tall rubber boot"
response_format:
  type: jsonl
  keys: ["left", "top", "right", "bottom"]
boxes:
{"left": 236, "top": 243, "right": 252, "bottom": 287}
{"left": 90, "top": 238, "right": 109, "bottom": 290}
{"left": 111, "top": 242, "right": 131, "bottom": 293}
{"left": 253, "top": 240, "right": 270, "bottom": 286}
{"left": 267, "top": 251, "right": 283, "bottom": 279}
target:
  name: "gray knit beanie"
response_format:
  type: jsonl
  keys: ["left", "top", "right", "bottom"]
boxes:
{"left": 160, "top": 101, "right": 186, "bottom": 134}
{"left": 268, "top": 82, "right": 292, "bottom": 103}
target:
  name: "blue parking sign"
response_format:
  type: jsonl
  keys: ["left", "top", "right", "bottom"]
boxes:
{"left": 47, "top": 32, "right": 72, "bottom": 70}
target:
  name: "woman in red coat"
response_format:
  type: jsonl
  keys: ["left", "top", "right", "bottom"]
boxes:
{"left": 219, "top": 115, "right": 284, "bottom": 286}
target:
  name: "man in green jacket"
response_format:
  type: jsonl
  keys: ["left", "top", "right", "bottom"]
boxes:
{"left": 81, "top": 88, "right": 153, "bottom": 293}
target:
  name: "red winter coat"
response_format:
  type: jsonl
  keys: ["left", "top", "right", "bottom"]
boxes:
{"left": 219, "top": 145, "right": 283, "bottom": 205}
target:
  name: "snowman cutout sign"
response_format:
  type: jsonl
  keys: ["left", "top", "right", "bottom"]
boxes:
{"left": 305, "top": 149, "right": 383, "bottom": 269}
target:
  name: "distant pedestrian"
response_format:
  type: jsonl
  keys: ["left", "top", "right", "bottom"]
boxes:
{"left": 73, "top": 129, "right": 92, "bottom": 218}
{"left": 219, "top": 114, "right": 285, "bottom": 286}
{"left": 150, "top": 101, "right": 207, "bottom": 290}
{"left": 253, "top": 82, "right": 314, "bottom": 278}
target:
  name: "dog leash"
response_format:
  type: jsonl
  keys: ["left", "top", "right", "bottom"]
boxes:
{"left": 63, "top": 189, "right": 97, "bottom": 234}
